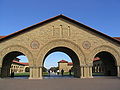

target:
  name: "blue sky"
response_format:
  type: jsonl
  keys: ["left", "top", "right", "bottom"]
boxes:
{"left": 1, "top": 0, "right": 120, "bottom": 68}
{"left": 18, "top": 52, "right": 72, "bottom": 69}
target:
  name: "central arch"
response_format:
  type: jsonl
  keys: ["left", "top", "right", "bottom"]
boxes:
{"left": 37, "top": 39, "right": 86, "bottom": 79}
{"left": 43, "top": 47, "right": 80, "bottom": 78}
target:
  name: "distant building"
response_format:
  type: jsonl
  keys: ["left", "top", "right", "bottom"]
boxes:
{"left": 10, "top": 58, "right": 29, "bottom": 73}
{"left": 58, "top": 60, "right": 73, "bottom": 72}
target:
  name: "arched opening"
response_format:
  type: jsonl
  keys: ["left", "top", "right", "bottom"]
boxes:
{"left": 25, "top": 67, "right": 30, "bottom": 72}
{"left": 42, "top": 47, "right": 80, "bottom": 78}
{"left": 92, "top": 51, "right": 117, "bottom": 76}
{"left": 1, "top": 51, "right": 29, "bottom": 78}
{"left": 43, "top": 52, "right": 73, "bottom": 78}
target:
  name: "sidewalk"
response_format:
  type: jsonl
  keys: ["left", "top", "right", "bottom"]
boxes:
{"left": 0, "top": 77, "right": 120, "bottom": 90}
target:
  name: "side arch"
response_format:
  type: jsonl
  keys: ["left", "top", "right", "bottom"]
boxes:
{"left": 89, "top": 45, "right": 120, "bottom": 66}
{"left": 0, "top": 45, "right": 34, "bottom": 67}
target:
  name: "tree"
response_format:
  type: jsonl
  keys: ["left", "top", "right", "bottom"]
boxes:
{"left": 50, "top": 67, "right": 58, "bottom": 72}
{"left": 42, "top": 67, "right": 47, "bottom": 72}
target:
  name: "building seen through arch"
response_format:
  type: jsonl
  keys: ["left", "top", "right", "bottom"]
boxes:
{"left": 58, "top": 60, "right": 73, "bottom": 72}
{"left": 0, "top": 15, "right": 120, "bottom": 79}
{"left": 10, "top": 58, "right": 29, "bottom": 74}
{"left": 93, "top": 51, "right": 117, "bottom": 76}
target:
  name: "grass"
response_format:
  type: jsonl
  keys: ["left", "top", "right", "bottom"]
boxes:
{"left": 92, "top": 72, "right": 105, "bottom": 76}
{"left": 14, "top": 72, "right": 29, "bottom": 77}
{"left": 14, "top": 72, "right": 74, "bottom": 77}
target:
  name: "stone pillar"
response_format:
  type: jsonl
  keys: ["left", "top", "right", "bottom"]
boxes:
{"left": 88, "top": 65, "right": 93, "bottom": 78}
{"left": 29, "top": 66, "right": 43, "bottom": 79}
{"left": 29, "top": 66, "right": 33, "bottom": 79}
{"left": 80, "top": 66, "right": 84, "bottom": 78}
{"left": 98, "top": 66, "right": 99, "bottom": 72}
{"left": 39, "top": 66, "right": 43, "bottom": 79}
{"left": 81, "top": 65, "right": 93, "bottom": 78}
{"left": 117, "top": 65, "right": 120, "bottom": 77}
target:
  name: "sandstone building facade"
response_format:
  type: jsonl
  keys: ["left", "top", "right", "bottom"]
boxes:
{"left": 10, "top": 58, "right": 29, "bottom": 74}
{"left": 58, "top": 60, "right": 73, "bottom": 72}
{"left": 0, "top": 15, "right": 120, "bottom": 79}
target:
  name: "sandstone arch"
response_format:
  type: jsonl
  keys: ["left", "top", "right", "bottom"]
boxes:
{"left": 31, "top": 39, "right": 93, "bottom": 79}
{"left": 89, "top": 45, "right": 120, "bottom": 64}
{"left": 0, "top": 45, "right": 34, "bottom": 78}
{"left": 89, "top": 45, "right": 120, "bottom": 77}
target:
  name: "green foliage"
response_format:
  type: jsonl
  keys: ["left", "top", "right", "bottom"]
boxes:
{"left": 49, "top": 67, "right": 58, "bottom": 72}
{"left": 14, "top": 72, "right": 29, "bottom": 76}
{"left": 92, "top": 72, "right": 105, "bottom": 76}
{"left": 42, "top": 67, "right": 47, "bottom": 72}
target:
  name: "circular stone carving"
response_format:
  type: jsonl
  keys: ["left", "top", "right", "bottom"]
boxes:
{"left": 82, "top": 41, "right": 91, "bottom": 49}
{"left": 30, "top": 41, "right": 40, "bottom": 49}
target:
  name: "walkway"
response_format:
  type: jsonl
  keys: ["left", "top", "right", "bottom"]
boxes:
{"left": 0, "top": 78, "right": 120, "bottom": 90}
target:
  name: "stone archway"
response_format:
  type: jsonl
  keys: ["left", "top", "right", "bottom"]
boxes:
{"left": 33, "top": 39, "right": 93, "bottom": 79}
{"left": 93, "top": 51, "right": 117, "bottom": 76}
{"left": 0, "top": 45, "right": 34, "bottom": 78}
{"left": 89, "top": 45, "right": 120, "bottom": 77}
{"left": 42, "top": 46, "right": 81, "bottom": 78}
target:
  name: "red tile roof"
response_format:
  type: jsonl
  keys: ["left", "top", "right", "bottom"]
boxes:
{"left": 93, "top": 57, "right": 100, "bottom": 61}
{"left": 113, "top": 37, "right": 120, "bottom": 41}
{"left": 0, "top": 15, "right": 120, "bottom": 45}
{"left": 0, "top": 36, "right": 6, "bottom": 39}
{"left": 13, "top": 60, "right": 29, "bottom": 66}
{"left": 58, "top": 60, "right": 68, "bottom": 63}
{"left": 68, "top": 62, "right": 73, "bottom": 65}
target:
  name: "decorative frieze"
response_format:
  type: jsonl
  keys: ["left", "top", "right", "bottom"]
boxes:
{"left": 52, "top": 25, "right": 71, "bottom": 38}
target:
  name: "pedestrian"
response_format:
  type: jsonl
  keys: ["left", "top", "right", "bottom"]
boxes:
{"left": 61, "top": 69, "right": 64, "bottom": 76}
{"left": 11, "top": 71, "right": 14, "bottom": 78}
{"left": 69, "top": 69, "right": 72, "bottom": 76}
{"left": 48, "top": 69, "right": 50, "bottom": 76}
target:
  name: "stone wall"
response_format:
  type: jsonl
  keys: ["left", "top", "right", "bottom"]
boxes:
{"left": 0, "top": 17, "right": 120, "bottom": 79}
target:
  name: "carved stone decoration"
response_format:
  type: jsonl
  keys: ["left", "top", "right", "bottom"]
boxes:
{"left": 82, "top": 41, "right": 91, "bottom": 49}
{"left": 30, "top": 41, "right": 40, "bottom": 49}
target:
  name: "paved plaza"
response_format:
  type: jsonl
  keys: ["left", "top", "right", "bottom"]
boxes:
{"left": 0, "top": 77, "right": 120, "bottom": 90}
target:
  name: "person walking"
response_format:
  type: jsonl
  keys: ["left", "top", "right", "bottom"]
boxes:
{"left": 61, "top": 69, "right": 64, "bottom": 76}
{"left": 69, "top": 69, "right": 72, "bottom": 76}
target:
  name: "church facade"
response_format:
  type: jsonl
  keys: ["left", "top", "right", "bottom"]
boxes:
{"left": 0, "top": 15, "right": 120, "bottom": 79}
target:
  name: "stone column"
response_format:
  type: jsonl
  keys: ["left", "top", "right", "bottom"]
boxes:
{"left": 29, "top": 66, "right": 33, "bottom": 79}
{"left": 81, "top": 65, "right": 93, "bottom": 78}
{"left": 117, "top": 65, "right": 120, "bottom": 77}
{"left": 95, "top": 66, "right": 97, "bottom": 72}
{"left": 38, "top": 66, "right": 43, "bottom": 79}
{"left": 98, "top": 66, "right": 99, "bottom": 72}
{"left": 80, "top": 66, "right": 84, "bottom": 78}
{"left": 88, "top": 65, "right": 93, "bottom": 78}
{"left": 29, "top": 66, "right": 43, "bottom": 79}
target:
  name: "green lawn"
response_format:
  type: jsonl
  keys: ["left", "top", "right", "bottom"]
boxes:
{"left": 92, "top": 72, "right": 105, "bottom": 76}
{"left": 14, "top": 72, "right": 74, "bottom": 77}
{"left": 14, "top": 72, "right": 30, "bottom": 77}
{"left": 14, "top": 72, "right": 49, "bottom": 77}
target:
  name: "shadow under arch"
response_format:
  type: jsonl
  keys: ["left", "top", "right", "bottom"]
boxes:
{"left": 93, "top": 51, "right": 117, "bottom": 76}
{"left": 42, "top": 47, "right": 81, "bottom": 78}
{"left": 1, "top": 51, "right": 29, "bottom": 78}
